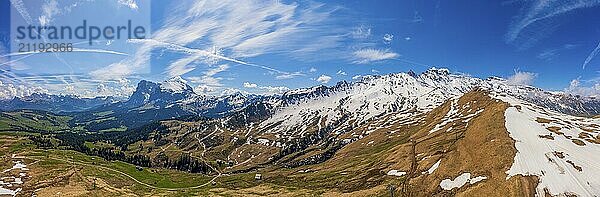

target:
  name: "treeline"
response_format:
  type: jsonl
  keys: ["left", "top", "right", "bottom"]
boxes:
{"left": 28, "top": 135, "right": 54, "bottom": 148}
{"left": 155, "top": 153, "right": 214, "bottom": 173}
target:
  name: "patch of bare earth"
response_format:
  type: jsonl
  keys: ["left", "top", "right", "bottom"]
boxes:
{"left": 391, "top": 90, "right": 538, "bottom": 196}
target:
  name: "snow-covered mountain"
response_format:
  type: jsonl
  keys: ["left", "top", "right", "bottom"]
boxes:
{"left": 251, "top": 68, "right": 600, "bottom": 140}
{"left": 188, "top": 68, "right": 600, "bottom": 196}
{"left": 69, "top": 77, "right": 263, "bottom": 131}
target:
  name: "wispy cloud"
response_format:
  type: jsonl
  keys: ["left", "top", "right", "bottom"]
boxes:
{"left": 506, "top": 0, "right": 600, "bottom": 48}
{"left": 187, "top": 64, "right": 229, "bottom": 94}
{"left": 316, "top": 74, "right": 332, "bottom": 84}
{"left": 352, "top": 48, "right": 399, "bottom": 64}
{"left": 38, "top": 0, "right": 58, "bottom": 25}
{"left": 0, "top": 48, "right": 129, "bottom": 58}
{"left": 336, "top": 70, "right": 347, "bottom": 76}
{"left": 582, "top": 41, "right": 600, "bottom": 69}
{"left": 9, "top": 0, "right": 34, "bottom": 24}
{"left": 117, "top": 0, "right": 138, "bottom": 10}
{"left": 537, "top": 44, "right": 577, "bottom": 61}
{"left": 92, "top": 39, "right": 287, "bottom": 80}
{"left": 275, "top": 72, "right": 305, "bottom": 80}
{"left": 96, "top": 0, "right": 344, "bottom": 82}
{"left": 243, "top": 82, "right": 257, "bottom": 88}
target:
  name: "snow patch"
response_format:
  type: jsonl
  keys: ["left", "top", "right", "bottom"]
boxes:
{"left": 427, "top": 159, "right": 441, "bottom": 174}
{"left": 439, "top": 172, "right": 486, "bottom": 190}
{"left": 387, "top": 170, "right": 407, "bottom": 177}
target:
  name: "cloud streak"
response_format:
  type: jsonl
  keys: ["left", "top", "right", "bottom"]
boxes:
{"left": 506, "top": 0, "right": 600, "bottom": 47}
{"left": 352, "top": 48, "right": 399, "bottom": 64}
{"left": 96, "top": 0, "right": 345, "bottom": 82}
{"left": 582, "top": 41, "right": 600, "bottom": 69}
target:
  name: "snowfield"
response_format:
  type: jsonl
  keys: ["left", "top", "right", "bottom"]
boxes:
{"left": 497, "top": 94, "right": 600, "bottom": 196}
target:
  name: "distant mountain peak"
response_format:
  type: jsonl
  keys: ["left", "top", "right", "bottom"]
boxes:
{"left": 421, "top": 67, "right": 450, "bottom": 77}
{"left": 160, "top": 76, "right": 193, "bottom": 93}
{"left": 407, "top": 70, "right": 417, "bottom": 78}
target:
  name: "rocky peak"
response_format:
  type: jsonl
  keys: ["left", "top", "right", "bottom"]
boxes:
{"left": 160, "top": 76, "right": 193, "bottom": 93}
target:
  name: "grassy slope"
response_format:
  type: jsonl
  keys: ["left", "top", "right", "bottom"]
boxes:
{"left": 0, "top": 110, "right": 81, "bottom": 132}
{"left": 0, "top": 90, "right": 540, "bottom": 196}
{"left": 0, "top": 133, "right": 311, "bottom": 196}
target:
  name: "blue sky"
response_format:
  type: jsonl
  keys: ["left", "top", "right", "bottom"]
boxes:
{"left": 2, "top": 0, "right": 600, "bottom": 98}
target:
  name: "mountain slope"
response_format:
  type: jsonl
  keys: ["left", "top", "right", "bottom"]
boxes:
{"left": 9, "top": 68, "right": 600, "bottom": 196}
{"left": 119, "top": 69, "right": 600, "bottom": 196}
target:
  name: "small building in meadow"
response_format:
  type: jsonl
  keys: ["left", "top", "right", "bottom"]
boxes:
{"left": 254, "top": 173, "right": 262, "bottom": 180}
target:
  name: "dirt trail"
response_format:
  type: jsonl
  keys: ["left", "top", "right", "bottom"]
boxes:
{"left": 400, "top": 140, "right": 417, "bottom": 196}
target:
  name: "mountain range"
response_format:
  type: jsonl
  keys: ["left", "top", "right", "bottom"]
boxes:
{"left": 2, "top": 68, "right": 600, "bottom": 196}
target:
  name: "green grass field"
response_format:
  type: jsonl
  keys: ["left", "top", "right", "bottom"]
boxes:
{"left": 0, "top": 110, "right": 81, "bottom": 132}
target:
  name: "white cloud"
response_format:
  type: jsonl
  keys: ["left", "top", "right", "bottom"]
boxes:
{"left": 91, "top": 0, "right": 343, "bottom": 81}
{"left": 275, "top": 72, "right": 305, "bottom": 80}
{"left": 259, "top": 85, "right": 290, "bottom": 95}
{"left": 383, "top": 34, "right": 394, "bottom": 44}
{"left": 39, "top": 0, "right": 59, "bottom": 26}
{"left": 336, "top": 70, "right": 347, "bottom": 76}
{"left": 371, "top": 69, "right": 379, "bottom": 73}
{"left": 0, "top": 75, "right": 136, "bottom": 99}
{"left": 352, "top": 48, "right": 399, "bottom": 64}
{"left": 196, "top": 85, "right": 217, "bottom": 94}
{"left": 564, "top": 78, "right": 600, "bottom": 97}
{"left": 243, "top": 82, "right": 258, "bottom": 88}
{"left": 188, "top": 64, "right": 229, "bottom": 94}
{"left": 242, "top": 82, "right": 289, "bottom": 95}
{"left": 37, "top": 0, "right": 86, "bottom": 26}
{"left": 316, "top": 75, "right": 332, "bottom": 84}
{"left": 309, "top": 67, "right": 317, "bottom": 72}
{"left": 352, "top": 75, "right": 362, "bottom": 80}
{"left": 507, "top": 71, "right": 537, "bottom": 86}
{"left": 117, "top": 0, "right": 138, "bottom": 10}
{"left": 0, "top": 81, "right": 48, "bottom": 99}
{"left": 404, "top": 37, "right": 411, "bottom": 41}
{"left": 220, "top": 88, "right": 247, "bottom": 96}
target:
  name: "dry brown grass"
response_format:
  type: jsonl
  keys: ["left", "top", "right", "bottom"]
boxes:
{"left": 393, "top": 90, "right": 538, "bottom": 196}
{"left": 536, "top": 117, "right": 553, "bottom": 124}
{"left": 571, "top": 139, "right": 586, "bottom": 146}
{"left": 538, "top": 134, "right": 554, "bottom": 140}
{"left": 546, "top": 127, "right": 563, "bottom": 135}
